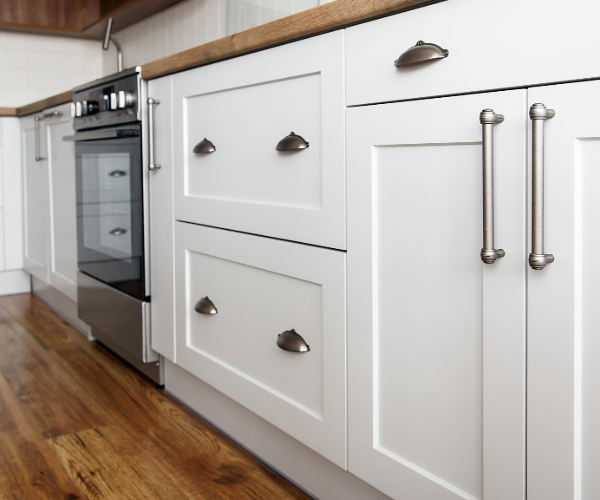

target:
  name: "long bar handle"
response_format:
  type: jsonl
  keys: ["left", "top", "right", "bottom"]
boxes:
{"left": 528, "top": 103, "right": 555, "bottom": 270}
{"left": 34, "top": 116, "right": 44, "bottom": 162}
{"left": 480, "top": 109, "right": 505, "bottom": 264}
{"left": 147, "top": 97, "right": 161, "bottom": 171}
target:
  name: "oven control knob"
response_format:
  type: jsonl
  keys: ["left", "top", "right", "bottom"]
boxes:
{"left": 118, "top": 91, "right": 134, "bottom": 109}
{"left": 110, "top": 92, "right": 118, "bottom": 110}
{"left": 75, "top": 101, "right": 82, "bottom": 117}
{"left": 85, "top": 100, "right": 100, "bottom": 115}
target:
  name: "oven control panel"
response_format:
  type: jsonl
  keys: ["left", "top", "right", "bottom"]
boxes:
{"left": 73, "top": 69, "right": 141, "bottom": 131}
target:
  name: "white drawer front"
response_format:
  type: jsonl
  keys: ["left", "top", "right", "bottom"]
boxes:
{"left": 346, "top": 0, "right": 600, "bottom": 106}
{"left": 173, "top": 31, "right": 345, "bottom": 249}
{"left": 175, "top": 222, "right": 347, "bottom": 467}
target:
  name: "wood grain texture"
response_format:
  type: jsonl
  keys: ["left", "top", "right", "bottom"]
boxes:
{"left": 0, "top": 320, "right": 109, "bottom": 438}
{"left": 0, "top": 107, "right": 18, "bottom": 117}
{"left": 16, "top": 90, "right": 73, "bottom": 118}
{"left": 0, "top": 0, "right": 100, "bottom": 31}
{"left": 0, "top": 372, "right": 83, "bottom": 500}
{"left": 48, "top": 425, "right": 188, "bottom": 500}
{"left": 0, "top": 293, "right": 310, "bottom": 499}
{"left": 142, "top": 0, "right": 440, "bottom": 80}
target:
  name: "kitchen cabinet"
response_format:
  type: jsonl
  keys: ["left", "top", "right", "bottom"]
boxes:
{"left": 174, "top": 221, "right": 347, "bottom": 467}
{"left": 171, "top": 31, "right": 345, "bottom": 250}
{"left": 346, "top": 0, "right": 600, "bottom": 106}
{"left": 527, "top": 79, "right": 600, "bottom": 500}
{"left": 347, "top": 90, "right": 528, "bottom": 500}
{"left": 22, "top": 103, "right": 83, "bottom": 316}
{"left": 22, "top": 114, "right": 51, "bottom": 283}
{"left": 147, "top": 75, "right": 176, "bottom": 362}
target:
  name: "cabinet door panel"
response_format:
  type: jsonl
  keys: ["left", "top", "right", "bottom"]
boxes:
{"left": 527, "top": 80, "right": 600, "bottom": 500}
{"left": 47, "top": 104, "right": 78, "bottom": 301}
{"left": 347, "top": 91, "right": 527, "bottom": 500}
{"left": 22, "top": 115, "right": 49, "bottom": 283}
{"left": 148, "top": 76, "right": 175, "bottom": 362}
{"left": 175, "top": 222, "right": 347, "bottom": 467}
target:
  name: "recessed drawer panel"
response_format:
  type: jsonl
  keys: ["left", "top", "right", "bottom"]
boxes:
{"left": 172, "top": 31, "right": 345, "bottom": 249}
{"left": 346, "top": 0, "right": 600, "bottom": 106}
{"left": 175, "top": 221, "right": 347, "bottom": 468}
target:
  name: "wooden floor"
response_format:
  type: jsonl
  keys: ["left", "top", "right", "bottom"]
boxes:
{"left": 0, "top": 293, "right": 310, "bottom": 500}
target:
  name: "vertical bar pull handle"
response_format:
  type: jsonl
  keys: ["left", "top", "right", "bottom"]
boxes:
{"left": 529, "top": 103, "right": 555, "bottom": 270}
{"left": 34, "top": 115, "right": 44, "bottom": 162}
{"left": 480, "top": 109, "right": 505, "bottom": 264}
{"left": 147, "top": 97, "right": 161, "bottom": 171}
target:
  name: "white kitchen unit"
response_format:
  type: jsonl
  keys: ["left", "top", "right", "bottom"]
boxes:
{"left": 147, "top": 75, "right": 176, "bottom": 362}
{"left": 346, "top": 0, "right": 600, "bottom": 106}
{"left": 174, "top": 221, "right": 347, "bottom": 467}
{"left": 347, "top": 91, "right": 527, "bottom": 500}
{"left": 0, "top": 117, "right": 30, "bottom": 295}
{"left": 171, "top": 31, "right": 346, "bottom": 250}
{"left": 527, "top": 80, "right": 600, "bottom": 500}
{"left": 21, "top": 103, "right": 89, "bottom": 333}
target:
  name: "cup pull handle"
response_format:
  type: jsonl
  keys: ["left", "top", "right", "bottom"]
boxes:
{"left": 528, "top": 103, "right": 555, "bottom": 270}
{"left": 195, "top": 296, "right": 218, "bottom": 315}
{"left": 193, "top": 138, "right": 216, "bottom": 154}
{"left": 394, "top": 40, "right": 449, "bottom": 67}
{"left": 480, "top": 109, "right": 505, "bottom": 264}
{"left": 276, "top": 132, "right": 309, "bottom": 151}
{"left": 277, "top": 329, "right": 310, "bottom": 353}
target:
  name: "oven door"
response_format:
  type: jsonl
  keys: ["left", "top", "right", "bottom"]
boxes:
{"left": 70, "top": 124, "right": 145, "bottom": 300}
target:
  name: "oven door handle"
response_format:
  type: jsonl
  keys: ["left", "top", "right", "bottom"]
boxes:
{"left": 63, "top": 128, "right": 140, "bottom": 142}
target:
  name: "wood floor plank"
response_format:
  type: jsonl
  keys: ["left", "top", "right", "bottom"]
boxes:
{"left": 47, "top": 425, "right": 188, "bottom": 500}
{"left": 0, "top": 321, "right": 109, "bottom": 439}
{"left": 53, "top": 344, "right": 310, "bottom": 500}
{"left": 0, "top": 372, "right": 83, "bottom": 500}
{"left": 0, "top": 294, "right": 88, "bottom": 352}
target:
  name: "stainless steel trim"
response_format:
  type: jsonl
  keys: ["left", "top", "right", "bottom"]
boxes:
{"left": 480, "top": 108, "right": 505, "bottom": 264}
{"left": 147, "top": 97, "right": 161, "bottom": 170}
{"left": 394, "top": 40, "right": 449, "bottom": 67}
{"left": 277, "top": 329, "right": 310, "bottom": 353}
{"left": 72, "top": 66, "right": 141, "bottom": 93}
{"left": 195, "top": 297, "right": 218, "bottom": 315}
{"left": 140, "top": 79, "right": 151, "bottom": 296}
{"left": 275, "top": 132, "right": 309, "bottom": 152}
{"left": 529, "top": 103, "right": 555, "bottom": 270}
{"left": 62, "top": 127, "right": 139, "bottom": 142}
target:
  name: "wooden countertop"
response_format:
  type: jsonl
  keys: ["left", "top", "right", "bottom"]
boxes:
{"left": 0, "top": 0, "right": 437, "bottom": 117}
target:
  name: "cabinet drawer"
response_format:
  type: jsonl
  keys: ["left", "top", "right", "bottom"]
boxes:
{"left": 175, "top": 222, "right": 347, "bottom": 467}
{"left": 346, "top": 0, "right": 600, "bottom": 106}
{"left": 172, "top": 31, "right": 345, "bottom": 249}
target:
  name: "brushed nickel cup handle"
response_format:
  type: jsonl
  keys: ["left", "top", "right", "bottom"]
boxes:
{"left": 276, "top": 132, "right": 309, "bottom": 151}
{"left": 195, "top": 296, "right": 218, "bottom": 315}
{"left": 147, "top": 97, "right": 161, "bottom": 171}
{"left": 480, "top": 109, "right": 505, "bottom": 264}
{"left": 528, "top": 103, "right": 555, "bottom": 270}
{"left": 394, "top": 40, "right": 449, "bottom": 67}
{"left": 277, "top": 329, "right": 310, "bottom": 353}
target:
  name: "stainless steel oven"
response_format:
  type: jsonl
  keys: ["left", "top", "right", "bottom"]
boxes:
{"left": 67, "top": 68, "right": 162, "bottom": 384}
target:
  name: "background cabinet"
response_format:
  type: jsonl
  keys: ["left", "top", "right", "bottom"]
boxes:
{"left": 347, "top": 91, "right": 527, "bottom": 500}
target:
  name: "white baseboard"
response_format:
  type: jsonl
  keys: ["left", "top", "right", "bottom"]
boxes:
{"left": 165, "top": 361, "right": 392, "bottom": 500}
{"left": 0, "top": 269, "right": 31, "bottom": 296}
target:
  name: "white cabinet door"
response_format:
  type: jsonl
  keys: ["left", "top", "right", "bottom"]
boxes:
{"left": 46, "top": 104, "right": 78, "bottom": 301}
{"left": 527, "top": 80, "right": 600, "bottom": 500}
{"left": 22, "top": 114, "right": 50, "bottom": 283}
{"left": 148, "top": 76, "right": 176, "bottom": 362}
{"left": 175, "top": 222, "right": 347, "bottom": 467}
{"left": 347, "top": 91, "right": 527, "bottom": 500}
{"left": 172, "top": 31, "right": 345, "bottom": 249}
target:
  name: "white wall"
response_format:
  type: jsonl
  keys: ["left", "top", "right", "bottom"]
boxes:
{"left": 103, "top": 0, "right": 325, "bottom": 75}
{"left": 0, "top": 31, "right": 102, "bottom": 108}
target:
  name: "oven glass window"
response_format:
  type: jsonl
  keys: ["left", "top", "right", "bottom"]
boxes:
{"left": 75, "top": 130, "right": 145, "bottom": 300}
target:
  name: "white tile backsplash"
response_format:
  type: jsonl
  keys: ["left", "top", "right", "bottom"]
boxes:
{"left": 0, "top": 32, "right": 102, "bottom": 108}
